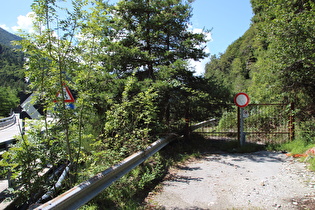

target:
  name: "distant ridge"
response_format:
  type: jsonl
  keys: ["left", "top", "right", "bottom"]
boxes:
{"left": 0, "top": 27, "right": 22, "bottom": 47}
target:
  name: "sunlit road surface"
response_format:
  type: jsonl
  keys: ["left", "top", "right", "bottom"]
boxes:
{"left": 0, "top": 114, "right": 22, "bottom": 145}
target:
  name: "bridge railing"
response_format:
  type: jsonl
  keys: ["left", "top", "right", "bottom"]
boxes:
{"left": 34, "top": 119, "right": 214, "bottom": 210}
{"left": 0, "top": 112, "right": 16, "bottom": 129}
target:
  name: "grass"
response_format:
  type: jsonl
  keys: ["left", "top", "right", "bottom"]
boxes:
{"left": 267, "top": 134, "right": 315, "bottom": 171}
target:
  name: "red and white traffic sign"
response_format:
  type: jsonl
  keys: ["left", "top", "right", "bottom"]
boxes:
{"left": 55, "top": 83, "right": 75, "bottom": 103}
{"left": 234, "top": 92, "right": 250, "bottom": 108}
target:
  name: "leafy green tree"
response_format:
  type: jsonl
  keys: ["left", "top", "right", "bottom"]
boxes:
{"left": 250, "top": 0, "right": 315, "bottom": 114}
{"left": 105, "top": 0, "right": 209, "bottom": 78}
{"left": 1, "top": 0, "right": 228, "bottom": 208}
{"left": 0, "top": 44, "right": 27, "bottom": 93}
{"left": 0, "top": 86, "right": 18, "bottom": 116}
{"left": 1, "top": 1, "right": 90, "bottom": 204}
{"left": 205, "top": 26, "right": 258, "bottom": 96}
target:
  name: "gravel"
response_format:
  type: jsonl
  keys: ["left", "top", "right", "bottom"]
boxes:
{"left": 147, "top": 151, "right": 315, "bottom": 209}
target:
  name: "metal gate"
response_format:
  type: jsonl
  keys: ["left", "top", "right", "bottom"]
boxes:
{"left": 195, "top": 103, "right": 294, "bottom": 144}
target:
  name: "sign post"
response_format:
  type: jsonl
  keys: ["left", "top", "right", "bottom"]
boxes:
{"left": 234, "top": 92, "right": 250, "bottom": 146}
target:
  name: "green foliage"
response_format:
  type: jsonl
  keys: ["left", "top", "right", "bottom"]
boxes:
{"left": 205, "top": 26, "right": 258, "bottom": 95}
{"left": 0, "top": 120, "right": 64, "bottom": 206}
{"left": 1, "top": 0, "right": 225, "bottom": 208}
{"left": 0, "top": 42, "right": 27, "bottom": 105}
{"left": 0, "top": 86, "right": 19, "bottom": 116}
{"left": 295, "top": 118, "right": 315, "bottom": 144}
{"left": 217, "top": 111, "right": 237, "bottom": 132}
{"left": 205, "top": 0, "right": 315, "bottom": 152}
{"left": 81, "top": 153, "right": 166, "bottom": 209}
{"left": 105, "top": 0, "right": 209, "bottom": 78}
{"left": 267, "top": 117, "right": 315, "bottom": 167}
{"left": 92, "top": 75, "right": 160, "bottom": 164}
{"left": 279, "top": 139, "right": 312, "bottom": 155}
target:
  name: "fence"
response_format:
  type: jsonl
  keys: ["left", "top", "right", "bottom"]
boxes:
{"left": 0, "top": 113, "right": 16, "bottom": 129}
{"left": 195, "top": 103, "right": 294, "bottom": 144}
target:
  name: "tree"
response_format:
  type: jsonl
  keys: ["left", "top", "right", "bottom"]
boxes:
{"left": 0, "top": 86, "right": 18, "bottom": 116}
{"left": 250, "top": 0, "right": 315, "bottom": 115}
{"left": 1, "top": 0, "right": 226, "bottom": 207}
{"left": 1, "top": 1, "right": 90, "bottom": 204}
{"left": 104, "top": 0, "right": 209, "bottom": 79}
{"left": 0, "top": 44, "right": 27, "bottom": 93}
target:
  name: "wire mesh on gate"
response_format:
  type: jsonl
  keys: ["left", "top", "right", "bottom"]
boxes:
{"left": 195, "top": 104, "right": 238, "bottom": 141}
{"left": 244, "top": 104, "right": 292, "bottom": 144}
{"left": 195, "top": 104, "right": 293, "bottom": 144}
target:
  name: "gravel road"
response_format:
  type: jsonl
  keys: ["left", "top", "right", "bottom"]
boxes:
{"left": 147, "top": 151, "right": 315, "bottom": 209}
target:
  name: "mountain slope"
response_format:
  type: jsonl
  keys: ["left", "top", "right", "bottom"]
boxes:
{"left": 205, "top": 0, "right": 315, "bottom": 119}
{"left": 0, "top": 27, "right": 22, "bottom": 47}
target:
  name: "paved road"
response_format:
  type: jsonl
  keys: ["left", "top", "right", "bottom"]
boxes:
{"left": 0, "top": 115, "right": 20, "bottom": 209}
{"left": 0, "top": 114, "right": 22, "bottom": 145}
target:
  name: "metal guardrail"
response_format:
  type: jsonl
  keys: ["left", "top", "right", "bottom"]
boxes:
{"left": 0, "top": 113, "right": 16, "bottom": 129}
{"left": 35, "top": 133, "right": 178, "bottom": 210}
{"left": 190, "top": 118, "right": 216, "bottom": 131}
{"left": 34, "top": 119, "right": 215, "bottom": 210}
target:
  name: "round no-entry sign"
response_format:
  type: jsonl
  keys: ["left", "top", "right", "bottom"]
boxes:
{"left": 234, "top": 92, "right": 250, "bottom": 108}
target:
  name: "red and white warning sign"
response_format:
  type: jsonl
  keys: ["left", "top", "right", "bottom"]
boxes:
{"left": 55, "top": 83, "right": 75, "bottom": 103}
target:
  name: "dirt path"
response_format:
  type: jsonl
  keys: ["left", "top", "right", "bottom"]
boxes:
{"left": 147, "top": 151, "right": 315, "bottom": 209}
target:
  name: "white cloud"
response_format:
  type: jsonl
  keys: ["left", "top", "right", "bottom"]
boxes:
{"left": 12, "top": 12, "right": 35, "bottom": 33}
{"left": 0, "top": 24, "right": 10, "bottom": 31}
{"left": 190, "top": 58, "right": 209, "bottom": 76}
{"left": 189, "top": 28, "right": 212, "bottom": 76}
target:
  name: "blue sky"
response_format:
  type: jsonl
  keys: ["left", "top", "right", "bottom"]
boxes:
{"left": 0, "top": 0, "right": 253, "bottom": 75}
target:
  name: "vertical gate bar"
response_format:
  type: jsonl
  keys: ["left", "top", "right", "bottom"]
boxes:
{"left": 289, "top": 102, "right": 295, "bottom": 141}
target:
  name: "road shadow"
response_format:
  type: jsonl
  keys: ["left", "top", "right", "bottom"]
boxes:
{"left": 174, "top": 133, "right": 287, "bottom": 164}
{"left": 163, "top": 173, "right": 203, "bottom": 185}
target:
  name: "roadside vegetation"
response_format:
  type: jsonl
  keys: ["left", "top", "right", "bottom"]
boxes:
{"left": 0, "top": 0, "right": 314, "bottom": 209}
{"left": 205, "top": 0, "right": 315, "bottom": 172}
{"left": 268, "top": 121, "right": 315, "bottom": 171}
{"left": 0, "top": 0, "right": 227, "bottom": 209}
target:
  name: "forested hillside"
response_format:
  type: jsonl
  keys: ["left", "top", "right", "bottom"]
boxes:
{"left": 0, "top": 0, "right": 228, "bottom": 208}
{"left": 205, "top": 0, "right": 315, "bottom": 121}
{"left": 0, "top": 28, "right": 25, "bottom": 116}
{"left": 0, "top": 27, "right": 22, "bottom": 47}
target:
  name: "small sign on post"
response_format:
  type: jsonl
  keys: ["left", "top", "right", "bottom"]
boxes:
{"left": 234, "top": 92, "right": 250, "bottom": 146}
{"left": 243, "top": 110, "right": 249, "bottom": 118}
{"left": 234, "top": 92, "right": 250, "bottom": 108}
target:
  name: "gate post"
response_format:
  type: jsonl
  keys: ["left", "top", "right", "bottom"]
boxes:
{"left": 234, "top": 92, "right": 250, "bottom": 146}
{"left": 237, "top": 107, "right": 240, "bottom": 145}
{"left": 289, "top": 102, "right": 295, "bottom": 141}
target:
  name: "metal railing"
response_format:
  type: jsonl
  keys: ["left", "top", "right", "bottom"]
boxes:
{"left": 190, "top": 118, "right": 216, "bottom": 131}
{"left": 35, "top": 133, "right": 178, "bottom": 210}
{"left": 0, "top": 113, "right": 16, "bottom": 129}
{"left": 33, "top": 119, "right": 214, "bottom": 210}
